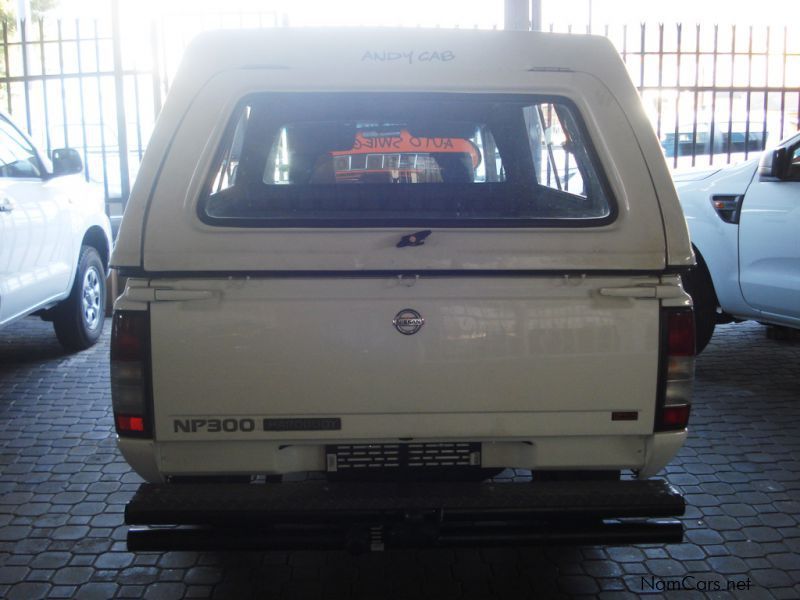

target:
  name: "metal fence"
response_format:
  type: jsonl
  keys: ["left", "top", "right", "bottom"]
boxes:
{"left": 0, "top": 8, "right": 284, "bottom": 219}
{"left": 1, "top": 12, "right": 798, "bottom": 217}
{"left": 597, "top": 22, "right": 800, "bottom": 170}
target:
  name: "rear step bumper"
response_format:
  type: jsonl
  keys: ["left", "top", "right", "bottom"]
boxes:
{"left": 125, "top": 479, "right": 685, "bottom": 551}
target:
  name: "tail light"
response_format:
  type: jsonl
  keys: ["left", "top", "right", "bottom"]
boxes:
{"left": 111, "top": 310, "right": 152, "bottom": 438}
{"left": 656, "top": 308, "right": 695, "bottom": 431}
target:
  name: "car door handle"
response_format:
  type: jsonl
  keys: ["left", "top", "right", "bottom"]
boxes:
{"left": 0, "top": 197, "right": 13, "bottom": 213}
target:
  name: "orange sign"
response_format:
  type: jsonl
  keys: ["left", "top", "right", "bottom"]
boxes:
{"left": 332, "top": 130, "right": 481, "bottom": 168}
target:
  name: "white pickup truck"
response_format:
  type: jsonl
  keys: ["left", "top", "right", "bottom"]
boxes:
{"left": 0, "top": 112, "right": 112, "bottom": 350}
{"left": 112, "top": 29, "right": 694, "bottom": 551}
{"left": 675, "top": 132, "right": 800, "bottom": 352}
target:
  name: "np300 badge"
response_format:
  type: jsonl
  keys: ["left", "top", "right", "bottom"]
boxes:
{"left": 393, "top": 309, "right": 424, "bottom": 335}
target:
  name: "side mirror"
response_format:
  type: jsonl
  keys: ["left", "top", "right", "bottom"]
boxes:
{"left": 51, "top": 147, "right": 83, "bottom": 176}
{"left": 758, "top": 147, "right": 788, "bottom": 181}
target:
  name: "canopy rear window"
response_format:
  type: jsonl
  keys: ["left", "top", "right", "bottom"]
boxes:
{"left": 200, "top": 93, "right": 615, "bottom": 227}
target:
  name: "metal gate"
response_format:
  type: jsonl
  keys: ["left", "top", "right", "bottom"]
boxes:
{"left": 1, "top": 8, "right": 798, "bottom": 218}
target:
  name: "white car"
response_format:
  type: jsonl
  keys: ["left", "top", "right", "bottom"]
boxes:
{"left": 0, "top": 113, "right": 112, "bottom": 350}
{"left": 112, "top": 29, "right": 694, "bottom": 550}
{"left": 674, "top": 132, "right": 800, "bottom": 353}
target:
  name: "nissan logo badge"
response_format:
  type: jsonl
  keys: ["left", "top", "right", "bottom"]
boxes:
{"left": 393, "top": 309, "right": 424, "bottom": 335}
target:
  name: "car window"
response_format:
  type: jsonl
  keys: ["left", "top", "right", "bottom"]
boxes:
{"left": 0, "top": 120, "right": 41, "bottom": 178}
{"left": 201, "top": 93, "right": 614, "bottom": 227}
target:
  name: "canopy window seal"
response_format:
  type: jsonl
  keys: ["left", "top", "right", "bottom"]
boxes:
{"left": 196, "top": 92, "right": 618, "bottom": 229}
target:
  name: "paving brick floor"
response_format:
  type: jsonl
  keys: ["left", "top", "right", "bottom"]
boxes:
{"left": 1, "top": 316, "right": 799, "bottom": 599}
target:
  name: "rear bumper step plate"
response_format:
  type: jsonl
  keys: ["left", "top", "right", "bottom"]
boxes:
{"left": 127, "top": 479, "right": 684, "bottom": 524}
{"left": 125, "top": 479, "right": 684, "bottom": 550}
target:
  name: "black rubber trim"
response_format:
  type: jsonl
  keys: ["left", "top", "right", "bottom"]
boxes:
{"left": 199, "top": 216, "right": 618, "bottom": 228}
{"left": 116, "top": 267, "right": 691, "bottom": 279}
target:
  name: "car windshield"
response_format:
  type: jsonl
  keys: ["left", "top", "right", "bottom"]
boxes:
{"left": 201, "top": 93, "right": 614, "bottom": 227}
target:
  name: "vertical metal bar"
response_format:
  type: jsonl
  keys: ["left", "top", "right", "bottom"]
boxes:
{"left": 150, "top": 19, "right": 162, "bottom": 117}
{"left": 20, "top": 19, "right": 32, "bottom": 134}
{"left": 563, "top": 112, "right": 570, "bottom": 191}
{"left": 779, "top": 27, "right": 787, "bottom": 139}
{"left": 530, "top": 0, "right": 542, "bottom": 32}
{"left": 160, "top": 14, "right": 170, "bottom": 93}
{"left": 726, "top": 25, "right": 735, "bottom": 162}
{"left": 709, "top": 25, "right": 719, "bottom": 165}
{"left": 656, "top": 24, "right": 664, "bottom": 141}
{"left": 761, "top": 27, "right": 769, "bottom": 152}
{"left": 743, "top": 26, "right": 753, "bottom": 159}
{"left": 57, "top": 20, "right": 69, "bottom": 147}
{"left": 94, "top": 19, "right": 109, "bottom": 201}
{"left": 690, "top": 24, "right": 701, "bottom": 166}
{"left": 2, "top": 22, "right": 12, "bottom": 115}
{"left": 132, "top": 71, "right": 143, "bottom": 160}
{"left": 672, "top": 24, "right": 682, "bottom": 168}
{"left": 75, "top": 19, "right": 90, "bottom": 181}
{"left": 638, "top": 23, "right": 646, "bottom": 95}
{"left": 622, "top": 24, "right": 628, "bottom": 65}
{"left": 111, "top": 0, "right": 130, "bottom": 204}
{"left": 38, "top": 19, "right": 51, "bottom": 157}
{"left": 544, "top": 103, "right": 552, "bottom": 186}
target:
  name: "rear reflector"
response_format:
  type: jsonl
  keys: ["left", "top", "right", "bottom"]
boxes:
{"left": 661, "top": 405, "right": 691, "bottom": 428}
{"left": 657, "top": 308, "right": 695, "bottom": 431}
{"left": 116, "top": 414, "right": 146, "bottom": 433}
{"left": 111, "top": 311, "right": 152, "bottom": 438}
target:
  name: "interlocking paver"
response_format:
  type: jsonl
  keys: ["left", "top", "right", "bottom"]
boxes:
{"left": 2, "top": 317, "right": 800, "bottom": 598}
{"left": 7, "top": 581, "right": 52, "bottom": 600}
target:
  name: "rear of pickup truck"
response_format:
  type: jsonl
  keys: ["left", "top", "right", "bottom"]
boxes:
{"left": 110, "top": 28, "right": 694, "bottom": 550}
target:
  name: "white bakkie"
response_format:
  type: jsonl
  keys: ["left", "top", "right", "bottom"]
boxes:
{"left": 111, "top": 29, "right": 695, "bottom": 487}
{"left": 0, "top": 112, "right": 112, "bottom": 351}
{"left": 675, "top": 132, "right": 800, "bottom": 353}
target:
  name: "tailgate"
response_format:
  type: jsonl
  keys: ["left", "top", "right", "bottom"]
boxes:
{"left": 149, "top": 275, "right": 660, "bottom": 442}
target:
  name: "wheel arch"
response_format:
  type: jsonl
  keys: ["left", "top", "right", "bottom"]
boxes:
{"left": 82, "top": 226, "right": 111, "bottom": 271}
{"left": 690, "top": 244, "right": 720, "bottom": 308}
